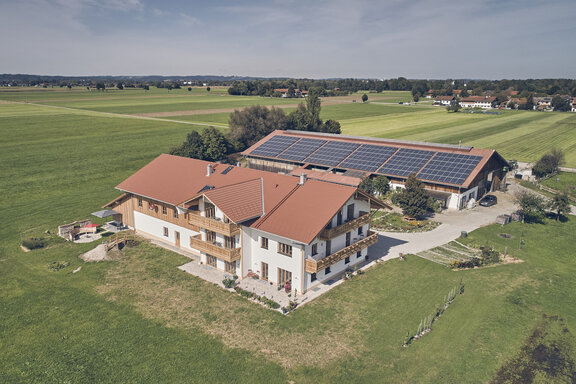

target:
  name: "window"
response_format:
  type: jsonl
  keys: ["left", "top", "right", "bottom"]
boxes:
{"left": 205, "top": 203, "right": 215, "bottom": 218}
{"left": 358, "top": 226, "right": 364, "bottom": 235}
{"left": 138, "top": 198, "right": 142, "bottom": 207}
{"left": 347, "top": 203, "right": 355, "bottom": 221}
{"left": 163, "top": 227, "right": 169, "bottom": 237}
{"left": 162, "top": 206, "right": 167, "bottom": 215}
{"left": 325, "top": 266, "right": 331, "bottom": 275}
{"left": 337, "top": 211, "right": 343, "bottom": 226}
{"left": 174, "top": 209, "right": 179, "bottom": 219}
{"left": 207, "top": 255, "right": 217, "bottom": 268}
{"left": 326, "top": 240, "right": 332, "bottom": 256}
{"left": 225, "top": 261, "right": 236, "bottom": 274}
{"left": 311, "top": 273, "right": 317, "bottom": 282}
{"left": 357, "top": 251, "right": 362, "bottom": 258}
{"left": 278, "top": 242, "right": 292, "bottom": 257}
{"left": 345, "top": 256, "right": 350, "bottom": 264}
{"left": 206, "top": 230, "right": 216, "bottom": 243}
{"left": 278, "top": 268, "right": 292, "bottom": 286}
{"left": 261, "top": 237, "right": 268, "bottom": 249}
{"left": 224, "top": 235, "right": 236, "bottom": 249}
{"left": 346, "top": 232, "right": 351, "bottom": 247}
{"left": 311, "top": 243, "right": 318, "bottom": 256}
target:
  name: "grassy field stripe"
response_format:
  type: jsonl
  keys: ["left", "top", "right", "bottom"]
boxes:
{"left": 21, "top": 101, "right": 229, "bottom": 128}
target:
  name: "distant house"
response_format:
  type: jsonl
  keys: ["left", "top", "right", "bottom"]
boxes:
{"left": 273, "top": 88, "right": 306, "bottom": 98}
{"left": 460, "top": 96, "right": 496, "bottom": 109}
{"left": 434, "top": 96, "right": 455, "bottom": 106}
{"left": 572, "top": 98, "right": 576, "bottom": 112}
{"left": 533, "top": 97, "right": 553, "bottom": 111}
{"left": 508, "top": 97, "right": 527, "bottom": 109}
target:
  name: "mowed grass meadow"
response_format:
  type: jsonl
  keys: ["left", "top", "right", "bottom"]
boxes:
{"left": 1, "top": 88, "right": 576, "bottom": 383}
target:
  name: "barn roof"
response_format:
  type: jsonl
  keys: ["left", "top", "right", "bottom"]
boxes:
{"left": 242, "top": 130, "right": 508, "bottom": 189}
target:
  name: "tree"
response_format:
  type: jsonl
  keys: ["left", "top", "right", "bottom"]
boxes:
{"left": 188, "top": 87, "right": 192, "bottom": 92}
{"left": 533, "top": 148, "right": 565, "bottom": 178}
{"left": 395, "top": 174, "right": 430, "bottom": 219}
{"left": 201, "top": 127, "right": 228, "bottom": 162}
{"left": 206, "top": 86, "right": 211, "bottom": 92}
{"left": 549, "top": 192, "right": 570, "bottom": 221}
{"left": 306, "top": 87, "right": 322, "bottom": 130}
{"left": 321, "top": 119, "right": 341, "bottom": 134}
{"left": 116, "top": 82, "right": 124, "bottom": 90}
{"left": 446, "top": 99, "right": 461, "bottom": 112}
{"left": 95, "top": 82, "right": 105, "bottom": 91}
{"left": 514, "top": 190, "right": 546, "bottom": 223}
{"left": 362, "top": 93, "right": 368, "bottom": 103}
{"left": 228, "top": 105, "right": 289, "bottom": 150}
{"left": 413, "top": 93, "right": 420, "bottom": 103}
{"left": 551, "top": 96, "right": 571, "bottom": 112}
{"left": 525, "top": 94, "right": 534, "bottom": 110}
{"left": 373, "top": 175, "right": 390, "bottom": 196}
{"left": 359, "top": 177, "right": 374, "bottom": 195}
{"left": 143, "top": 85, "right": 149, "bottom": 91}
{"left": 169, "top": 130, "right": 205, "bottom": 159}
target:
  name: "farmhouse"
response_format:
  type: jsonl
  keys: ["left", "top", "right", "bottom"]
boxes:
{"left": 459, "top": 96, "right": 496, "bottom": 109}
{"left": 105, "top": 154, "right": 389, "bottom": 293}
{"left": 434, "top": 95, "right": 455, "bottom": 106}
{"left": 572, "top": 97, "right": 576, "bottom": 112}
{"left": 243, "top": 130, "right": 509, "bottom": 210}
{"left": 273, "top": 88, "right": 307, "bottom": 98}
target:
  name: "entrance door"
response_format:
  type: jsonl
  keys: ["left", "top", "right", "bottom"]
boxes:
{"left": 175, "top": 231, "right": 180, "bottom": 248}
{"left": 261, "top": 262, "right": 269, "bottom": 281}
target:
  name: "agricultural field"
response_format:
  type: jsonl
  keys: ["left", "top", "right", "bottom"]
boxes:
{"left": 2, "top": 87, "right": 575, "bottom": 166}
{"left": 1, "top": 88, "right": 575, "bottom": 382}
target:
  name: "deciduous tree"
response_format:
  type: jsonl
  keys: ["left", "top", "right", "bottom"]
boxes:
{"left": 514, "top": 190, "right": 546, "bottom": 223}
{"left": 228, "top": 105, "right": 289, "bottom": 150}
{"left": 549, "top": 192, "right": 570, "bottom": 221}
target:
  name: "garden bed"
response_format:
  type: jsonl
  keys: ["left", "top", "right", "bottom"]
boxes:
{"left": 371, "top": 212, "right": 440, "bottom": 232}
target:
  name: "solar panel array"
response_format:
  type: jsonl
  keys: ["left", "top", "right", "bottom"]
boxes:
{"left": 339, "top": 144, "right": 398, "bottom": 172}
{"left": 304, "top": 141, "right": 360, "bottom": 167}
{"left": 248, "top": 135, "right": 485, "bottom": 186}
{"left": 417, "top": 153, "right": 482, "bottom": 185}
{"left": 250, "top": 135, "right": 300, "bottom": 157}
{"left": 277, "top": 138, "right": 327, "bottom": 162}
{"left": 377, "top": 148, "right": 435, "bottom": 177}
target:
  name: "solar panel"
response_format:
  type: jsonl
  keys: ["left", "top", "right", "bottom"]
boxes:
{"left": 304, "top": 141, "right": 360, "bottom": 167}
{"left": 250, "top": 135, "right": 300, "bottom": 158}
{"left": 417, "top": 152, "right": 482, "bottom": 185}
{"left": 339, "top": 144, "right": 399, "bottom": 172}
{"left": 377, "top": 148, "right": 435, "bottom": 177}
{"left": 277, "top": 138, "right": 327, "bottom": 162}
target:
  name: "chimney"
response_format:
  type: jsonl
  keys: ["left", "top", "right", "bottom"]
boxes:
{"left": 299, "top": 173, "right": 307, "bottom": 185}
{"left": 207, "top": 164, "right": 213, "bottom": 176}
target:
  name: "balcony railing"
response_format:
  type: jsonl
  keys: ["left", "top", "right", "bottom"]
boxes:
{"left": 188, "top": 212, "right": 241, "bottom": 236}
{"left": 189, "top": 235, "right": 241, "bottom": 263}
{"left": 305, "top": 231, "right": 378, "bottom": 273}
{"left": 319, "top": 212, "right": 370, "bottom": 240}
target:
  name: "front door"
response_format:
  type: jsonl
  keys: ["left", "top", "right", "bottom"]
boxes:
{"left": 261, "top": 262, "right": 269, "bottom": 281}
{"left": 175, "top": 231, "right": 180, "bottom": 248}
{"left": 278, "top": 268, "right": 292, "bottom": 286}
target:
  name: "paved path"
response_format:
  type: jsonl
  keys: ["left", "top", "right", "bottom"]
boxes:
{"left": 369, "top": 187, "right": 520, "bottom": 261}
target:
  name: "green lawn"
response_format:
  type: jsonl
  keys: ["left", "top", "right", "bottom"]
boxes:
{"left": 1, "top": 96, "right": 575, "bottom": 382}
{"left": 541, "top": 172, "right": 576, "bottom": 199}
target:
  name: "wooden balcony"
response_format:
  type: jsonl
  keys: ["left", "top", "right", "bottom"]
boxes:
{"left": 319, "top": 212, "right": 370, "bottom": 240}
{"left": 187, "top": 212, "right": 241, "bottom": 236}
{"left": 305, "top": 231, "right": 378, "bottom": 273}
{"left": 189, "top": 235, "right": 241, "bottom": 263}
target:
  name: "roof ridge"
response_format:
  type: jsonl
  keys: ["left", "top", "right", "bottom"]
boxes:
{"left": 253, "top": 183, "right": 302, "bottom": 229}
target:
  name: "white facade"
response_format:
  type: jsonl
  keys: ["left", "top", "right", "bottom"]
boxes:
{"left": 134, "top": 211, "right": 200, "bottom": 252}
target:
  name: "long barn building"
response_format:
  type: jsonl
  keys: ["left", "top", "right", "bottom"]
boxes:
{"left": 242, "top": 130, "right": 509, "bottom": 210}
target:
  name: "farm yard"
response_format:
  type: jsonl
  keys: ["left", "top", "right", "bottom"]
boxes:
{"left": 1, "top": 87, "right": 576, "bottom": 383}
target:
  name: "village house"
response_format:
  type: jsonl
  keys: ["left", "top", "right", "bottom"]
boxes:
{"left": 105, "top": 155, "right": 389, "bottom": 293}
{"left": 459, "top": 96, "right": 496, "bottom": 109}
{"left": 434, "top": 95, "right": 455, "bottom": 106}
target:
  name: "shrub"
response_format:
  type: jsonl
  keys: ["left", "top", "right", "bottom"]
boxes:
{"left": 222, "top": 278, "right": 236, "bottom": 289}
{"left": 48, "top": 261, "right": 70, "bottom": 271}
{"left": 22, "top": 237, "right": 46, "bottom": 250}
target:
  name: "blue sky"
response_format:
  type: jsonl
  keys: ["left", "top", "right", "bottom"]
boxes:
{"left": 1, "top": 0, "right": 575, "bottom": 79}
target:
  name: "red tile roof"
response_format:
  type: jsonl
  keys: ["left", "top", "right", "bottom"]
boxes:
{"left": 115, "top": 154, "right": 370, "bottom": 244}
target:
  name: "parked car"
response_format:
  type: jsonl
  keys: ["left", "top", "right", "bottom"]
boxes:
{"left": 479, "top": 195, "right": 498, "bottom": 207}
